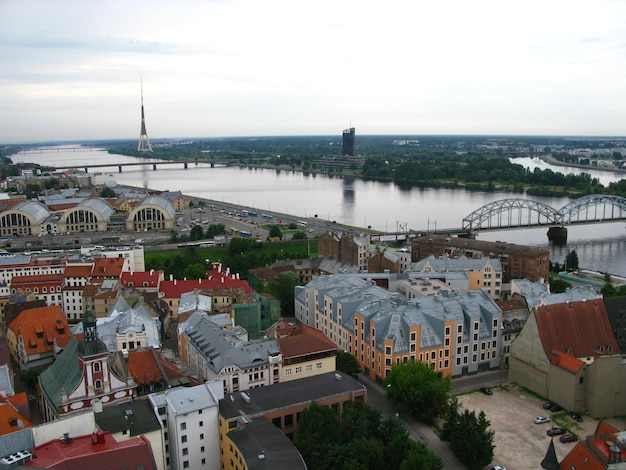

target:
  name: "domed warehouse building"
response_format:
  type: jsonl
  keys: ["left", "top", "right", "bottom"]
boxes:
{"left": 0, "top": 200, "right": 51, "bottom": 237}
{"left": 125, "top": 195, "right": 175, "bottom": 232}
{"left": 57, "top": 198, "right": 115, "bottom": 234}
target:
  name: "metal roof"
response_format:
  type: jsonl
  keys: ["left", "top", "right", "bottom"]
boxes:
{"left": 11, "top": 200, "right": 51, "bottom": 224}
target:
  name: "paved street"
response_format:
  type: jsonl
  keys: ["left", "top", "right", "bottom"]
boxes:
{"left": 358, "top": 373, "right": 468, "bottom": 470}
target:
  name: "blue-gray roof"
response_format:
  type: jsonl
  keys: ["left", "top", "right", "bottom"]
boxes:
{"left": 11, "top": 200, "right": 50, "bottom": 224}
{"left": 38, "top": 338, "right": 83, "bottom": 417}
{"left": 136, "top": 196, "right": 175, "bottom": 218}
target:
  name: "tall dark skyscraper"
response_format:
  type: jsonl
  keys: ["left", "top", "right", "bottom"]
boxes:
{"left": 342, "top": 127, "right": 355, "bottom": 156}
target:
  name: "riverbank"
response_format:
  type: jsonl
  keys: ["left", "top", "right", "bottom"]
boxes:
{"left": 540, "top": 154, "right": 626, "bottom": 174}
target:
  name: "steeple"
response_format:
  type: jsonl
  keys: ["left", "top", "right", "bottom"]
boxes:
{"left": 137, "top": 79, "right": 153, "bottom": 152}
{"left": 78, "top": 309, "right": 108, "bottom": 357}
{"left": 541, "top": 438, "right": 560, "bottom": 470}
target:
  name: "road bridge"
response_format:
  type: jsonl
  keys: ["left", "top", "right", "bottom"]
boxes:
{"left": 45, "top": 160, "right": 231, "bottom": 173}
{"left": 462, "top": 194, "right": 626, "bottom": 241}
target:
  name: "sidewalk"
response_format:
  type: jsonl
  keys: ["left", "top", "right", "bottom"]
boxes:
{"left": 358, "top": 373, "right": 467, "bottom": 470}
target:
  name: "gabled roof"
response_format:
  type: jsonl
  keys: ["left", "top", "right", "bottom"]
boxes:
{"left": 535, "top": 299, "right": 618, "bottom": 359}
{"left": 120, "top": 270, "right": 164, "bottom": 289}
{"left": 602, "top": 295, "right": 626, "bottom": 354}
{"left": 160, "top": 272, "right": 254, "bottom": 298}
{"left": 0, "top": 402, "right": 32, "bottom": 437}
{"left": 64, "top": 264, "right": 93, "bottom": 278}
{"left": 91, "top": 257, "right": 125, "bottom": 278}
{"left": 38, "top": 338, "right": 83, "bottom": 415}
{"left": 126, "top": 349, "right": 165, "bottom": 386}
{"left": 560, "top": 420, "right": 624, "bottom": 470}
{"left": 8, "top": 305, "right": 73, "bottom": 356}
{"left": 550, "top": 349, "right": 585, "bottom": 373}
{"left": 277, "top": 324, "right": 337, "bottom": 359}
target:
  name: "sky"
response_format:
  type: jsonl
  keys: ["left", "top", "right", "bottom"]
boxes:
{"left": 1, "top": 0, "right": 626, "bottom": 143}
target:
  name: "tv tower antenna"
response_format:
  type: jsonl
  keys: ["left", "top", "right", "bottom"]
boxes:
{"left": 137, "top": 79, "right": 153, "bottom": 152}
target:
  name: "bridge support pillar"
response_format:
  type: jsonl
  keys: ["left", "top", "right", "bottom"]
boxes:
{"left": 152, "top": 163, "right": 157, "bottom": 171}
{"left": 85, "top": 167, "right": 88, "bottom": 173}
{"left": 184, "top": 162, "right": 188, "bottom": 169}
{"left": 118, "top": 165, "right": 123, "bottom": 173}
{"left": 547, "top": 226, "right": 567, "bottom": 244}
{"left": 211, "top": 162, "right": 215, "bottom": 168}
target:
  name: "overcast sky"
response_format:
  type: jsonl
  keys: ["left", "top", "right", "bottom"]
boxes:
{"left": 2, "top": 0, "right": 626, "bottom": 143}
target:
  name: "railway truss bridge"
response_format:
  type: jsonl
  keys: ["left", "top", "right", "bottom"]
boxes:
{"left": 461, "top": 194, "right": 626, "bottom": 242}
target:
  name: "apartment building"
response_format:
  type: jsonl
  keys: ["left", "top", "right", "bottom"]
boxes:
{"left": 295, "top": 274, "right": 502, "bottom": 380}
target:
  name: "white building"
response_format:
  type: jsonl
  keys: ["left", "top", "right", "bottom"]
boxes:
{"left": 149, "top": 380, "right": 223, "bottom": 470}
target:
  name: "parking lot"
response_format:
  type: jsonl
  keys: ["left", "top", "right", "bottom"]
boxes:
{"left": 457, "top": 383, "right": 626, "bottom": 470}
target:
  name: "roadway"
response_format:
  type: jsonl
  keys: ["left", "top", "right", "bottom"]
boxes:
{"left": 358, "top": 369, "right": 509, "bottom": 470}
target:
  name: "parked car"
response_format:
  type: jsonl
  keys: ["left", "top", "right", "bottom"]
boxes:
{"left": 560, "top": 434, "right": 578, "bottom": 443}
{"left": 490, "top": 466, "right": 507, "bottom": 470}
{"left": 569, "top": 411, "right": 583, "bottom": 422}
{"left": 534, "top": 416, "right": 551, "bottom": 424}
{"left": 547, "top": 427, "right": 566, "bottom": 436}
{"left": 543, "top": 402, "right": 562, "bottom": 412}
{"left": 480, "top": 387, "right": 493, "bottom": 396}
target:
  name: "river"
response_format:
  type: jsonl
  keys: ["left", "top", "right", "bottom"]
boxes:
{"left": 10, "top": 145, "right": 626, "bottom": 277}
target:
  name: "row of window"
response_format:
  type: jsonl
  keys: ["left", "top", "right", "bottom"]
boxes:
{"left": 283, "top": 362, "right": 323, "bottom": 376}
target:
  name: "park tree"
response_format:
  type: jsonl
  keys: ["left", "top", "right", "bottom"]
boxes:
{"left": 268, "top": 224, "right": 283, "bottom": 240}
{"left": 99, "top": 186, "right": 116, "bottom": 198}
{"left": 565, "top": 249, "right": 579, "bottom": 271}
{"left": 189, "top": 224, "right": 204, "bottom": 241}
{"left": 336, "top": 350, "right": 361, "bottom": 379}
{"left": 293, "top": 402, "right": 340, "bottom": 467}
{"left": 183, "top": 262, "right": 206, "bottom": 280}
{"left": 383, "top": 360, "right": 451, "bottom": 424}
{"left": 264, "top": 271, "right": 299, "bottom": 316}
{"left": 442, "top": 398, "right": 494, "bottom": 470}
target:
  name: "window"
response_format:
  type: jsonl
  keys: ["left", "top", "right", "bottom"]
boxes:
{"left": 201, "top": 446, "right": 205, "bottom": 452}
{"left": 316, "top": 362, "right": 323, "bottom": 369}
{"left": 182, "top": 435, "right": 187, "bottom": 443}
{"left": 200, "top": 434, "right": 204, "bottom": 440}
{"left": 199, "top": 421, "right": 203, "bottom": 427}
{"left": 182, "top": 448, "right": 188, "bottom": 456}
{"left": 295, "top": 367, "right": 302, "bottom": 374}
{"left": 183, "top": 462, "right": 189, "bottom": 469}
{"left": 95, "top": 380, "right": 102, "bottom": 390}
{"left": 285, "top": 369, "right": 292, "bottom": 376}
{"left": 180, "top": 422, "right": 186, "bottom": 431}
{"left": 93, "top": 362, "right": 101, "bottom": 373}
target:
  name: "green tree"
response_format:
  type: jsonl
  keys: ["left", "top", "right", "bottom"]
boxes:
{"left": 264, "top": 271, "right": 299, "bottom": 316}
{"left": 183, "top": 263, "right": 206, "bottom": 280}
{"left": 293, "top": 402, "right": 340, "bottom": 467}
{"left": 383, "top": 361, "right": 451, "bottom": 424}
{"left": 549, "top": 277, "right": 572, "bottom": 294}
{"left": 442, "top": 398, "right": 494, "bottom": 470}
{"left": 336, "top": 350, "right": 361, "bottom": 379}
{"left": 268, "top": 224, "right": 283, "bottom": 240}
{"left": 400, "top": 441, "right": 444, "bottom": 470}
{"left": 99, "top": 186, "right": 116, "bottom": 198}
{"left": 19, "top": 369, "right": 41, "bottom": 391}
{"left": 565, "top": 249, "right": 579, "bottom": 271}
{"left": 292, "top": 230, "right": 307, "bottom": 240}
{"left": 189, "top": 224, "right": 204, "bottom": 241}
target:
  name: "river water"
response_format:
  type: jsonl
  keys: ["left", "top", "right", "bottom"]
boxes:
{"left": 10, "top": 146, "right": 626, "bottom": 277}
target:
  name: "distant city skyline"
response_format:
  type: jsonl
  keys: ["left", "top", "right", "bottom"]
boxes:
{"left": 1, "top": 0, "right": 626, "bottom": 144}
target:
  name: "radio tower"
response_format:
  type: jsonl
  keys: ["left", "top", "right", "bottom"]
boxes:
{"left": 137, "top": 79, "right": 153, "bottom": 152}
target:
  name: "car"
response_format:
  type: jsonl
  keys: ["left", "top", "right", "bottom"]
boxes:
{"left": 547, "top": 427, "right": 566, "bottom": 436}
{"left": 534, "top": 416, "right": 551, "bottom": 424}
{"left": 543, "top": 402, "right": 562, "bottom": 412}
{"left": 569, "top": 411, "right": 583, "bottom": 422}
{"left": 490, "top": 467, "right": 507, "bottom": 470}
{"left": 560, "top": 434, "right": 578, "bottom": 443}
{"left": 480, "top": 387, "right": 493, "bottom": 396}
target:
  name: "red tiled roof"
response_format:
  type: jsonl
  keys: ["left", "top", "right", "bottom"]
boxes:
{"left": 64, "top": 264, "right": 93, "bottom": 277}
{"left": 277, "top": 324, "right": 337, "bottom": 359}
{"left": 8, "top": 306, "right": 74, "bottom": 355}
{"left": 91, "top": 258, "right": 125, "bottom": 278}
{"left": 0, "top": 402, "right": 32, "bottom": 437}
{"left": 10, "top": 274, "right": 63, "bottom": 284}
{"left": 126, "top": 349, "right": 163, "bottom": 385}
{"left": 26, "top": 432, "right": 156, "bottom": 469}
{"left": 550, "top": 349, "right": 585, "bottom": 373}
{"left": 535, "top": 299, "right": 618, "bottom": 359}
{"left": 120, "top": 270, "right": 164, "bottom": 288}
{"left": 160, "top": 272, "right": 254, "bottom": 298}
{"left": 559, "top": 441, "right": 605, "bottom": 470}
